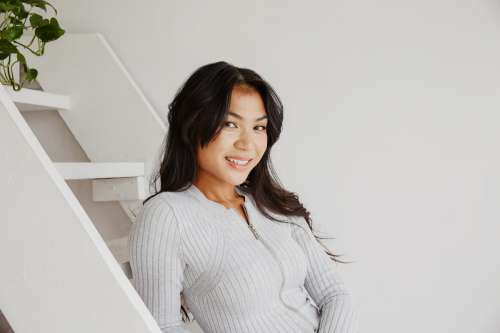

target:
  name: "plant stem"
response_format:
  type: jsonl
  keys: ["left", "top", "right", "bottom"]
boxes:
{"left": 0, "top": 66, "right": 8, "bottom": 84}
{"left": 13, "top": 40, "right": 41, "bottom": 56}
{"left": 0, "top": 12, "right": 11, "bottom": 30}
{"left": 27, "top": 34, "right": 36, "bottom": 48}
{"left": 2, "top": 60, "right": 9, "bottom": 81}
{"left": 10, "top": 60, "right": 23, "bottom": 89}
{"left": 4, "top": 55, "right": 15, "bottom": 88}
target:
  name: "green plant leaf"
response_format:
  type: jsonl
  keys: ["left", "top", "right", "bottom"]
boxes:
{"left": 29, "top": 12, "right": 43, "bottom": 27}
{"left": 21, "top": 0, "right": 46, "bottom": 11}
{"left": 16, "top": 50, "right": 25, "bottom": 64}
{"left": 0, "top": 39, "right": 18, "bottom": 59}
{"left": 25, "top": 67, "right": 37, "bottom": 81}
{"left": 12, "top": 2, "right": 29, "bottom": 19}
{"left": 2, "top": 25, "right": 23, "bottom": 40}
{"left": 34, "top": 17, "right": 64, "bottom": 42}
{"left": 0, "top": 3, "right": 18, "bottom": 13}
{"left": 0, "top": 0, "right": 62, "bottom": 90}
{"left": 39, "top": 18, "right": 49, "bottom": 26}
{"left": 22, "top": 0, "right": 57, "bottom": 14}
{"left": 9, "top": 15, "right": 24, "bottom": 25}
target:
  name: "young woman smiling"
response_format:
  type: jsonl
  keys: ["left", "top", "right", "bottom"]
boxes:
{"left": 129, "top": 61, "right": 359, "bottom": 333}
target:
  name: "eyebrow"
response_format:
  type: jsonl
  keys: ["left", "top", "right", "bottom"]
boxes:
{"left": 228, "top": 111, "right": 268, "bottom": 121}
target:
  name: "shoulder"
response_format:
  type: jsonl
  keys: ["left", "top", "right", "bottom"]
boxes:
{"left": 142, "top": 189, "right": 192, "bottom": 210}
{"left": 129, "top": 192, "right": 187, "bottom": 263}
{"left": 134, "top": 192, "right": 182, "bottom": 233}
{"left": 140, "top": 192, "right": 175, "bottom": 220}
{"left": 137, "top": 189, "right": 200, "bottom": 231}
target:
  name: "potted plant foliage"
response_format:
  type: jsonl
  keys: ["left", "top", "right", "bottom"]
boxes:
{"left": 0, "top": 0, "right": 64, "bottom": 91}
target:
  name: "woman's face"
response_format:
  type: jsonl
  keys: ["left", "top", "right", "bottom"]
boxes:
{"left": 196, "top": 84, "right": 268, "bottom": 187}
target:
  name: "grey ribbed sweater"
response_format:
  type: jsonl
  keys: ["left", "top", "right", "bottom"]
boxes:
{"left": 129, "top": 183, "right": 359, "bottom": 333}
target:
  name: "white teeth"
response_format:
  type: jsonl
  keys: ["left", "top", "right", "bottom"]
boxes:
{"left": 226, "top": 157, "right": 249, "bottom": 166}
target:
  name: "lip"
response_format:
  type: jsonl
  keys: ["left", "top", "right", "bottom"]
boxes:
{"left": 225, "top": 156, "right": 253, "bottom": 161}
{"left": 225, "top": 156, "right": 252, "bottom": 170}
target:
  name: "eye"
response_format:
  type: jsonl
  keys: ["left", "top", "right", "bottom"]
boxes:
{"left": 224, "top": 121, "right": 267, "bottom": 131}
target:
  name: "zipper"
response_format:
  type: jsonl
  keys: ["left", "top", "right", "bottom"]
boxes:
{"left": 235, "top": 204, "right": 318, "bottom": 330}
{"left": 241, "top": 205, "right": 260, "bottom": 240}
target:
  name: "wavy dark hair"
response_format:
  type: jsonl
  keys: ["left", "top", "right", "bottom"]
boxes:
{"left": 144, "top": 60, "right": 351, "bottom": 322}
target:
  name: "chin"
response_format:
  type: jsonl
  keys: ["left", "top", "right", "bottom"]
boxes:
{"left": 222, "top": 176, "right": 248, "bottom": 186}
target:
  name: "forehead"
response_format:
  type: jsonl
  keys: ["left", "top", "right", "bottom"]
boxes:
{"left": 228, "top": 85, "right": 267, "bottom": 120}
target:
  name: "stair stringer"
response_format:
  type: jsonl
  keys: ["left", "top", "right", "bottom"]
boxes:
{"left": 0, "top": 86, "right": 162, "bottom": 332}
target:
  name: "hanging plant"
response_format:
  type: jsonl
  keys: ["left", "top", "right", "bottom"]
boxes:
{"left": 0, "top": 0, "right": 65, "bottom": 91}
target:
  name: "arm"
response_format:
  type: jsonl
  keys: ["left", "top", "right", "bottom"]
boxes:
{"left": 129, "top": 197, "right": 190, "bottom": 333}
{"left": 290, "top": 216, "right": 359, "bottom": 333}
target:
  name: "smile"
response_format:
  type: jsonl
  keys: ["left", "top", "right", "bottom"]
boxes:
{"left": 225, "top": 157, "right": 252, "bottom": 169}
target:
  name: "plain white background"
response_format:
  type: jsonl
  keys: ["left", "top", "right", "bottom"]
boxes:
{"left": 47, "top": 1, "right": 500, "bottom": 332}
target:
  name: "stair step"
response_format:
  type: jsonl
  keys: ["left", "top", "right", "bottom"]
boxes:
{"left": 106, "top": 236, "right": 132, "bottom": 279}
{"left": 92, "top": 177, "right": 147, "bottom": 201}
{"left": 54, "top": 162, "right": 144, "bottom": 180}
{"left": 6, "top": 87, "right": 71, "bottom": 111}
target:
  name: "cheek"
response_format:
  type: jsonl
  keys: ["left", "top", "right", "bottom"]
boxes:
{"left": 259, "top": 135, "right": 268, "bottom": 151}
{"left": 254, "top": 138, "right": 267, "bottom": 160}
{"left": 212, "top": 132, "right": 234, "bottom": 149}
{"left": 196, "top": 143, "right": 222, "bottom": 166}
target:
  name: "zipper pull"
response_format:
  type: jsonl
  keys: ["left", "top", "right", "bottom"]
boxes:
{"left": 247, "top": 222, "right": 260, "bottom": 240}
{"left": 242, "top": 205, "right": 260, "bottom": 240}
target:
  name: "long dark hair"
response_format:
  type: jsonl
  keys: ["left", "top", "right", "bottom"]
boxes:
{"left": 144, "top": 61, "right": 351, "bottom": 322}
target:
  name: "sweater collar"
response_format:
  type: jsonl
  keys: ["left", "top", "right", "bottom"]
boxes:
{"left": 187, "top": 182, "right": 250, "bottom": 212}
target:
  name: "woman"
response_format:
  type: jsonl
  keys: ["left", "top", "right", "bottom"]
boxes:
{"left": 129, "top": 61, "right": 359, "bottom": 333}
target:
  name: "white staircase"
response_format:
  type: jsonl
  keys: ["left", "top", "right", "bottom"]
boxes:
{"left": 0, "top": 33, "right": 167, "bottom": 333}
{"left": 6, "top": 85, "right": 141, "bottom": 279}
{"left": 6, "top": 86, "right": 71, "bottom": 111}
{"left": 54, "top": 162, "right": 144, "bottom": 180}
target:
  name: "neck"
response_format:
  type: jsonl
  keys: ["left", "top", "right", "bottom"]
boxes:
{"left": 192, "top": 179, "right": 243, "bottom": 206}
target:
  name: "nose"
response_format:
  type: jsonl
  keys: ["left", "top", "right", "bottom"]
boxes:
{"left": 234, "top": 129, "right": 253, "bottom": 150}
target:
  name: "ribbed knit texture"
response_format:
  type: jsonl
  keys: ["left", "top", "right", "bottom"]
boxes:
{"left": 129, "top": 183, "right": 359, "bottom": 333}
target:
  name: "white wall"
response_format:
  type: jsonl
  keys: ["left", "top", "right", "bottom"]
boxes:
{"left": 48, "top": 0, "right": 500, "bottom": 332}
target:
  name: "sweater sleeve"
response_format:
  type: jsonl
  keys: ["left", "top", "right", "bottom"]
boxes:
{"left": 290, "top": 216, "right": 359, "bottom": 333}
{"left": 129, "top": 196, "right": 190, "bottom": 333}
